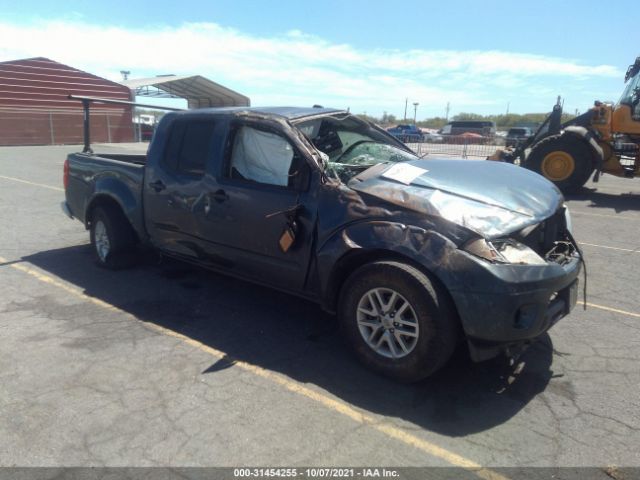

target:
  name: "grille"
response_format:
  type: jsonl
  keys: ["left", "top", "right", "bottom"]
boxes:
{"left": 515, "top": 207, "right": 568, "bottom": 257}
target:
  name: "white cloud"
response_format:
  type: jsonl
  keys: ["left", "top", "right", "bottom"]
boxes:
{"left": 0, "top": 20, "right": 621, "bottom": 117}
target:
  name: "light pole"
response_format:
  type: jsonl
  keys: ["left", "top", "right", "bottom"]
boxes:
{"left": 413, "top": 102, "right": 419, "bottom": 124}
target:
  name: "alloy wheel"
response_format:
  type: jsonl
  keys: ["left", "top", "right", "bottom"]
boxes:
{"left": 356, "top": 287, "right": 419, "bottom": 359}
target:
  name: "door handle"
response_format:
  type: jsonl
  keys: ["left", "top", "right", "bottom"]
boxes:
{"left": 148, "top": 180, "right": 166, "bottom": 192}
{"left": 212, "top": 189, "right": 229, "bottom": 203}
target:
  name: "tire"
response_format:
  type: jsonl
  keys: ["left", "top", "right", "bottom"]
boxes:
{"left": 338, "top": 261, "right": 458, "bottom": 382}
{"left": 90, "top": 204, "right": 137, "bottom": 269}
{"left": 525, "top": 134, "right": 594, "bottom": 193}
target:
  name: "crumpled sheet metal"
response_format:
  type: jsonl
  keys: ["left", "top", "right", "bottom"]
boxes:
{"left": 351, "top": 180, "right": 543, "bottom": 239}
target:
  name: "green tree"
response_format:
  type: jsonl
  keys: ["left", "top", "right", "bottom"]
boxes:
{"left": 356, "top": 113, "right": 380, "bottom": 124}
{"left": 380, "top": 112, "right": 397, "bottom": 125}
{"left": 354, "top": 109, "right": 575, "bottom": 130}
{"left": 416, "top": 117, "right": 448, "bottom": 129}
{"left": 452, "top": 112, "right": 485, "bottom": 121}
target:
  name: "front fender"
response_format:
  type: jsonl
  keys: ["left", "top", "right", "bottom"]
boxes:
{"left": 563, "top": 126, "right": 604, "bottom": 167}
{"left": 315, "top": 220, "right": 461, "bottom": 310}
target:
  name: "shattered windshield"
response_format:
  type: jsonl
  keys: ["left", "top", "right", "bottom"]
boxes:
{"left": 296, "top": 114, "right": 418, "bottom": 183}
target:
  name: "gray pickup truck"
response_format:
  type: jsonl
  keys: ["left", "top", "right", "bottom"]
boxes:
{"left": 63, "top": 106, "right": 582, "bottom": 381}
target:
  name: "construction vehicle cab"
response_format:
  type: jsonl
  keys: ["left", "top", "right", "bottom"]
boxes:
{"left": 614, "top": 59, "right": 640, "bottom": 134}
{"left": 500, "top": 56, "right": 640, "bottom": 192}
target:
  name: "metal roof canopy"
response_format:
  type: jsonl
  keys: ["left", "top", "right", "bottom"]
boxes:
{"left": 122, "top": 75, "right": 250, "bottom": 109}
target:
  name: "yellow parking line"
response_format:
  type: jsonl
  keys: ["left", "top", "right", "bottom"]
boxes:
{"left": 580, "top": 301, "right": 640, "bottom": 318}
{"left": 580, "top": 242, "right": 640, "bottom": 253}
{"left": 0, "top": 174, "right": 64, "bottom": 192}
{"left": 0, "top": 255, "right": 507, "bottom": 480}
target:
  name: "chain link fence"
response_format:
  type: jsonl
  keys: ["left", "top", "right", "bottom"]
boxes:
{"left": 404, "top": 135, "right": 506, "bottom": 159}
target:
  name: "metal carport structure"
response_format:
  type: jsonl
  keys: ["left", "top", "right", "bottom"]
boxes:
{"left": 121, "top": 75, "right": 250, "bottom": 108}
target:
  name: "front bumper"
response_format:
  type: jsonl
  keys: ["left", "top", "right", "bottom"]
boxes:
{"left": 446, "top": 251, "right": 581, "bottom": 362}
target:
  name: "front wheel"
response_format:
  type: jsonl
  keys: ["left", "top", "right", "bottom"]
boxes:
{"left": 339, "top": 261, "right": 458, "bottom": 382}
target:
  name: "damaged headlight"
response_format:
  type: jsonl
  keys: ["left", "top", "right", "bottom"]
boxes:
{"left": 463, "top": 238, "right": 547, "bottom": 265}
{"left": 429, "top": 190, "right": 535, "bottom": 238}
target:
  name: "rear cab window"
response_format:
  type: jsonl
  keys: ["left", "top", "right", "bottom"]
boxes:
{"left": 163, "top": 119, "right": 217, "bottom": 177}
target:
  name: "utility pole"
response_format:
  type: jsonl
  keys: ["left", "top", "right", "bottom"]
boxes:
{"left": 445, "top": 102, "right": 450, "bottom": 121}
{"left": 413, "top": 102, "right": 419, "bottom": 124}
{"left": 506, "top": 101, "right": 510, "bottom": 116}
{"left": 120, "top": 70, "right": 130, "bottom": 81}
{"left": 404, "top": 98, "right": 408, "bottom": 121}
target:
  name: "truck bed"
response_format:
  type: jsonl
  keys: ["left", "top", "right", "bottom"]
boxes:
{"left": 64, "top": 152, "right": 147, "bottom": 239}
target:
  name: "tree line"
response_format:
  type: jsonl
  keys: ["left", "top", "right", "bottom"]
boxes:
{"left": 358, "top": 111, "right": 576, "bottom": 130}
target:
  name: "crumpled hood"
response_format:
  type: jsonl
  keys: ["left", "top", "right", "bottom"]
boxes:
{"left": 349, "top": 159, "right": 564, "bottom": 238}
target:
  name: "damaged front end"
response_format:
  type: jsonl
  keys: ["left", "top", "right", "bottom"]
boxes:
{"left": 462, "top": 205, "right": 578, "bottom": 267}
{"left": 452, "top": 205, "right": 582, "bottom": 362}
{"left": 343, "top": 159, "right": 583, "bottom": 362}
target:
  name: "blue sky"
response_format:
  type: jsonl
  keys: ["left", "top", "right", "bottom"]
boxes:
{"left": 0, "top": 0, "right": 637, "bottom": 118}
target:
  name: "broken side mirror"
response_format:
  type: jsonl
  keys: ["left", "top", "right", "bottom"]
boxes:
{"left": 266, "top": 204, "right": 305, "bottom": 253}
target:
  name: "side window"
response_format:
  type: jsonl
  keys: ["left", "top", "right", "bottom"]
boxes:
{"left": 163, "top": 120, "right": 216, "bottom": 177}
{"left": 163, "top": 121, "right": 185, "bottom": 172}
{"left": 227, "top": 126, "right": 302, "bottom": 188}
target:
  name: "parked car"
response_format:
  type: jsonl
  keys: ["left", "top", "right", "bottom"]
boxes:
{"left": 423, "top": 131, "right": 443, "bottom": 143}
{"left": 386, "top": 124, "right": 424, "bottom": 142}
{"left": 506, "top": 127, "right": 535, "bottom": 147}
{"left": 62, "top": 105, "right": 581, "bottom": 382}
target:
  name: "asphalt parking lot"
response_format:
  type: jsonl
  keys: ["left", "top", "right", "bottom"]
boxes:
{"left": 1, "top": 144, "right": 639, "bottom": 476}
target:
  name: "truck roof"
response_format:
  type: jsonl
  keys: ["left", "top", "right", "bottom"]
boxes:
{"left": 174, "top": 106, "right": 346, "bottom": 121}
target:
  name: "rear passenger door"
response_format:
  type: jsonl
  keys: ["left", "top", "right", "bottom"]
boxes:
{"left": 143, "top": 117, "right": 220, "bottom": 257}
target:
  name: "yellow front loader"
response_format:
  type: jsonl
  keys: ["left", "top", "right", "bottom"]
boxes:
{"left": 498, "top": 56, "right": 640, "bottom": 192}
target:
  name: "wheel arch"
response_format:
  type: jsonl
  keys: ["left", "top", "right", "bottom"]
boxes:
{"left": 322, "top": 247, "right": 462, "bottom": 334}
{"left": 562, "top": 126, "right": 604, "bottom": 166}
{"left": 85, "top": 194, "right": 140, "bottom": 244}
{"left": 84, "top": 175, "right": 146, "bottom": 239}
{"left": 527, "top": 128, "right": 603, "bottom": 169}
{"left": 86, "top": 193, "right": 121, "bottom": 227}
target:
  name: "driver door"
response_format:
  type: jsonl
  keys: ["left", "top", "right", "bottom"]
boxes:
{"left": 196, "top": 122, "right": 318, "bottom": 293}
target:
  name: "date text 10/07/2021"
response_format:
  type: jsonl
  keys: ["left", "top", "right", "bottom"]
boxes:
{"left": 233, "top": 468, "right": 400, "bottom": 478}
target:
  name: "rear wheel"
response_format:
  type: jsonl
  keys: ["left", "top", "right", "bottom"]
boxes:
{"left": 339, "top": 261, "right": 458, "bottom": 382}
{"left": 525, "top": 134, "right": 594, "bottom": 192}
{"left": 90, "top": 205, "right": 137, "bottom": 269}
